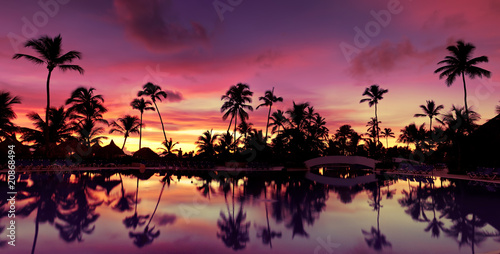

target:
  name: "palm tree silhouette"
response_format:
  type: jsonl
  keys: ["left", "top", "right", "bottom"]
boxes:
{"left": 380, "top": 128, "right": 395, "bottom": 148}
{"left": 221, "top": 83, "right": 254, "bottom": 144}
{"left": 196, "top": 129, "right": 219, "bottom": 159}
{"left": 66, "top": 87, "right": 108, "bottom": 147}
{"left": 237, "top": 121, "right": 254, "bottom": 138}
{"left": 362, "top": 182, "right": 392, "bottom": 252}
{"left": 13, "top": 34, "right": 83, "bottom": 146}
{"left": 109, "top": 115, "right": 141, "bottom": 150}
{"left": 256, "top": 184, "right": 281, "bottom": 248}
{"left": 20, "top": 106, "right": 75, "bottom": 149}
{"left": 434, "top": 40, "right": 490, "bottom": 119}
{"left": 366, "top": 117, "right": 381, "bottom": 143}
{"left": 159, "top": 138, "right": 179, "bottom": 156}
{"left": 112, "top": 174, "right": 135, "bottom": 212}
{"left": 268, "top": 109, "right": 287, "bottom": 135}
{"left": 124, "top": 177, "right": 149, "bottom": 230}
{"left": 138, "top": 82, "right": 168, "bottom": 144}
{"left": 0, "top": 91, "right": 21, "bottom": 139}
{"left": 256, "top": 87, "right": 283, "bottom": 140}
{"left": 438, "top": 105, "right": 480, "bottom": 136}
{"left": 217, "top": 179, "right": 250, "bottom": 250}
{"left": 131, "top": 98, "right": 155, "bottom": 150}
{"left": 129, "top": 177, "right": 167, "bottom": 248}
{"left": 360, "top": 85, "right": 388, "bottom": 145}
{"left": 414, "top": 100, "right": 444, "bottom": 131}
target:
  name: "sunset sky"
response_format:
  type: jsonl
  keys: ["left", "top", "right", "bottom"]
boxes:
{"left": 1, "top": 0, "right": 499, "bottom": 154}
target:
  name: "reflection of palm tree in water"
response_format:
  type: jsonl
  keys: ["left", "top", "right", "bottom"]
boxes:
{"left": 217, "top": 178, "right": 250, "bottom": 250}
{"left": 123, "top": 177, "right": 149, "bottom": 230}
{"left": 424, "top": 181, "right": 445, "bottom": 238}
{"left": 113, "top": 174, "right": 134, "bottom": 212}
{"left": 129, "top": 175, "right": 169, "bottom": 248}
{"left": 256, "top": 183, "right": 281, "bottom": 248}
{"left": 362, "top": 181, "right": 392, "bottom": 251}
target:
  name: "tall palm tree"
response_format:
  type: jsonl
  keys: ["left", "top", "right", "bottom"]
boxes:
{"left": 13, "top": 34, "right": 83, "bottom": 145}
{"left": 138, "top": 82, "right": 168, "bottom": 144}
{"left": 0, "top": 91, "right": 21, "bottom": 139}
{"left": 131, "top": 98, "right": 155, "bottom": 150}
{"left": 360, "top": 85, "right": 388, "bottom": 144}
{"left": 256, "top": 87, "right": 283, "bottom": 139}
{"left": 109, "top": 115, "right": 141, "bottom": 150}
{"left": 196, "top": 129, "right": 219, "bottom": 159}
{"left": 221, "top": 83, "right": 253, "bottom": 144}
{"left": 380, "top": 128, "right": 395, "bottom": 148}
{"left": 414, "top": 100, "right": 444, "bottom": 131}
{"left": 66, "top": 87, "right": 108, "bottom": 147}
{"left": 434, "top": 40, "right": 490, "bottom": 119}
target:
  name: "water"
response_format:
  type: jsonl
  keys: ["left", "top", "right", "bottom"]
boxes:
{"left": 1, "top": 170, "right": 500, "bottom": 254}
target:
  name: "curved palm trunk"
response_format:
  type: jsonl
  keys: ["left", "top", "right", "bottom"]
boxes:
{"left": 265, "top": 105, "right": 272, "bottom": 141}
{"left": 45, "top": 69, "right": 53, "bottom": 148}
{"left": 429, "top": 116, "right": 433, "bottom": 131}
{"left": 152, "top": 100, "right": 168, "bottom": 144}
{"left": 227, "top": 114, "right": 234, "bottom": 133}
{"left": 146, "top": 180, "right": 167, "bottom": 228}
{"left": 31, "top": 202, "right": 41, "bottom": 254}
{"left": 462, "top": 72, "right": 469, "bottom": 121}
{"left": 139, "top": 112, "right": 143, "bottom": 150}
{"left": 122, "top": 133, "right": 128, "bottom": 150}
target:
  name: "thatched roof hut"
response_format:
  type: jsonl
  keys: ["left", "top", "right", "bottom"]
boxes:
{"left": 133, "top": 147, "right": 160, "bottom": 160}
{"left": 97, "top": 140, "right": 125, "bottom": 159}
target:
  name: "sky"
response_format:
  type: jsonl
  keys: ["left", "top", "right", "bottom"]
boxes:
{"left": 1, "top": 0, "right": 499, "bottom": 154}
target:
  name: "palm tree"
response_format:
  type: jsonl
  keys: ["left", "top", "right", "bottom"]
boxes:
{"left": 366, "top": 117, "right": 381, "bottom": 143}
{"left": 268, "top": 110, "right": 287, "bottom": 135}
{"left": 66, "top": 87, "right": 108, "bottom": 147}
{"left": 434, "top": 40, "right": 490, "bottom": 119}
{"left": 159, "top": 138, "right": 179, "bottom": 156}
{"left": 196, "top": 129, "right": 219, "bottom": 159}
{"left": 109, "top": 115, "right": 141, "bottom": 150}
{"left": 438, "top": 105, "right": 480, "bottom": 136}
{"left": 20, "top": 106, "right": 75, "bottom": 148}
{"left": 131, "top": 98, "right": 155, "bottom": 150}
{"left": 414, "top": 100, "right": 444, "bottom": 131}
{"left": 138, "top": 82, "right": 168, "bottom": 144}
{"left": 360, "top": 84, "right": 388, "bottom": 144}
{"left": 221, "top": 83, "right": 253, "bottom": 144}
{"left": 13, "top": 34, "right": 83, "bottom": 145}
{"left": 0, "top": 91, "right": 21, "bottom": 139}
{"left": 256, "top": 87, "right": 283, "bottom": 139}
{"left": 237, "top": 121, "right": 254, "bottom": 138}
{"left": 380, "top": 128, "right": 395, "bottom": 148}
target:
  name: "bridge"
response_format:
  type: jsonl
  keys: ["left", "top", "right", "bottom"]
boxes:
{"left": 304, "top": 156, "right": 379, "bottom": 170}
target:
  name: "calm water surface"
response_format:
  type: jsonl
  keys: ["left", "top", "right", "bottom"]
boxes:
{"left": 1, "top": 170, "right": 500, "bottom": 254}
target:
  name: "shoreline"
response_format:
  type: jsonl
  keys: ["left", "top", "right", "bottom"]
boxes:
{"left": 2, "top": 166, "right": 500, "bottom": 184}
